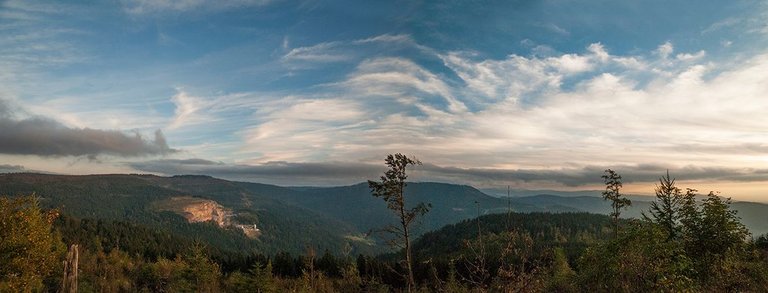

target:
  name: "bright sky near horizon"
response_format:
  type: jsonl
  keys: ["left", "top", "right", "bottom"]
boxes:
{"left": 2, "top": 0, "right": 768, "bottom": 201}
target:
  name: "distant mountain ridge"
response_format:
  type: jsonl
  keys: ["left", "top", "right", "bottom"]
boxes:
{"left": 2, "top": 172, "right": 767, "bottom": 256}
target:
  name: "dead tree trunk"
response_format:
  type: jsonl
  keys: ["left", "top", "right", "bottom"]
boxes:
{"left": 61, "top": 244, "right": 78, "bottom": 293}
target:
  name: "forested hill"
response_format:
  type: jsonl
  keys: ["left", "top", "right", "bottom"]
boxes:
{"left": 274, "top": 183, "right": 768, "bottom": 236}
{"left": 0, "top": 173, "right": 362, "bottom": 256}
{"left": 411, "top": 212, "right": 612, "bottom": 261}
{"left": 253, "top": 182, "right": 577, "bottom": 234}
{"left": 4, "top": 172, "right": 768, "bottom": 292}
{"left": 3, "top": 172, "right": 768, "bottom": 258}
{"left": 507, "top": 194, "right": 768, "bottom": 236}
{"left": 0, "top": 173, "right": 570, "bottom": 256}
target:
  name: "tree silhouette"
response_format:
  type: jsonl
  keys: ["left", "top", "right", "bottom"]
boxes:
{"left": 368, "top": 153, "right": 430, "bottom": 291}
{"left": 601, "top": 169, "right": 631, "bottom": 237}
{"left": 644, "top": 171, "right": 684, "bottom": 240}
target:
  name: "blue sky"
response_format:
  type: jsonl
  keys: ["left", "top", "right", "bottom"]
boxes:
{"left": 3, "top": 0, "right": 768, "bottom": 200}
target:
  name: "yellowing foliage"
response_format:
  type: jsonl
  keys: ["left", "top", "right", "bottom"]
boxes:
{"left": 0, "top": 195, "right": 65, "bottom": 292}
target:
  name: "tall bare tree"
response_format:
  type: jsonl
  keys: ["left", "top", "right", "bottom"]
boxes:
{"left": 368, "top": 153, "right": 430, "bottom": 291}
{"left": 601, "top": 169, "right": 631, "bottom": 237}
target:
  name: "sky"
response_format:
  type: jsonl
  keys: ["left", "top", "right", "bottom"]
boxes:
{"left": 2, "top": 0, "right": 768, "bottom": 201}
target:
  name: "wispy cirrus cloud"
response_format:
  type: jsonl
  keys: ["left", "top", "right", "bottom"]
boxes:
{"left": 0, "top": 1, "right": 88, "bottom": 89}
{"left": 281, "top": 34, "right": 429, "bottom": 69}
{"left": 122, "top": 0, "right": 275, "bottom": 15}
{"left": 225, "top": 37, "right": 768, "bottom": 190}
{"left": 168, "top": 90, "right": 213, "bottom": 130}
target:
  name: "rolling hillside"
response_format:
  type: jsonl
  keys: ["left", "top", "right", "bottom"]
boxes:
{"left": 259, "top": 182, "right": 537, "bottom": 234}
{"left": 2, "top": 172, "right": 767, "bottom": 257}
{"left": 0, "top": 173, "right": 364, "bottom": 255}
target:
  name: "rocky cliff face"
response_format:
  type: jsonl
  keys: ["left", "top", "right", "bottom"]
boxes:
{"left": 154, "top": 196, "right": 260, "bottom": 238}
{"left": 180, "top": 200, "right": 230, "bottom": 227}
{"left": 154, "top": 197, "right": 231, "bottom": 227}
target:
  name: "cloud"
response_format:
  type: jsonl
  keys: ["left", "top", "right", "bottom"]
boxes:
{"left": 281, "top": 34, "right": 426, "bottom": 68}
{"left": 0, "top": 164, "right": 25, "bottom": 173}
{"left": 130, "top": 159, "right": 384, "bottom": 185}
{"left": 421, "top": 164, "right": 768, "bottom": 187}
{"left": 0, "top": 99, "right": 176, "bottom": 157}
{"left": 340, "top": 57, "right": 467, "bottom": 113}
{"left": 438, "top": 43, "right": 615, "bottom": 106}
{"left": 542, "top": 23, "right": 570, "bottom": 36}
{"left": 656, "top": 41, "right": 674, "bottom": 59}
{"left": 282, "top": 41, "right": 352, "bottom": 63}
{"left": 122, "top": 0, "right": 273, "bottom": 15}
{"left": 702, "top": 18, "right": 741, "bottom": 35}
{"left": 169, "top": 90, "right": 212, "bottom": 129}
{"left": 676, "top": 51, "right": 706, "bottom": 61}
{"left": 0, "top": 1, "right": 87, "bottom": 88}
{"left": 233, "top": 39, "right": 768, "bottom": 179}
{"left": 242, "top": 98, "right": 369, "bottom": 162}
{"left": 129, "top": 158, "right": 768, "bottom": 188}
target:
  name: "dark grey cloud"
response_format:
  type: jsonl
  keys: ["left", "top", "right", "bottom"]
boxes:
{"left": 420, "top": 163, "right": 768, "bottom": 187}
{"left": 130, "top": 159, "right": 384, "bottom": 185}
{"left": 0, "top": 164, "right": 25, "bottom": 173}
{"left": 130, "top": 158, "right": 768, "bottom": 187}
{"left": 0, "top": 100, "right": 11, "bottom": 117}
{"left": 0, "top": 99, "right": 176, "bottom": 157}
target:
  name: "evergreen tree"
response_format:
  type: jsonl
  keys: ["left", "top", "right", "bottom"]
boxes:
{"left": 645, "top": 171, "right": 684, "bottom": 239}
{"left": 181, "top": 242, "right": 222, "bottom": 293}
{"left": 248, "top": 261, "right": 277, "bottom": 293}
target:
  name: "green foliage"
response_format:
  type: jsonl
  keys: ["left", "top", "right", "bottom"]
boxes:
{"left": 335, "top": 263, "right": 363, "bottom": 293}
{"left": 0, "top": 195, "right": 65, "bottom": 292}
{"left": 181, "top": 243, "right": 223, "bottom": 292}
{"left": 680, "top": 191, "right": 754, "bottom": 289}
{"left": 413, "top": 212, "right": 611, "bottom": 262}
{"left": 545, "top": 248, "right": 576, "bottom": 292}
{"left": 55, "top": 215, "right": 193, "bottom": 261}
{"left": 0, "top": 173, "right": 364, "bottom": 256}
{"left": 579, "top": 173, "right": 768, "bottom": 292}
{"left": 224, "top": 261, "right": 276, "bottom": 293}
{"left": 78, "top": 248, "right": 139, "bottom": 292}
{"left": 645, "top": 171, "right": 685, "bottom": 239}
{"left": 577, "top": 221, "right": 695, "bottom": 292}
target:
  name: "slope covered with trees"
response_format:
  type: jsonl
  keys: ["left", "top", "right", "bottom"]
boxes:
{"left": 0, "top": 173, "right": 367, "bottom": 256}
{"left": 5, "top": 169, "right": 768, "bottom": 291}
{"left": 0, "top": 172, "right": 581, "bottom": 257}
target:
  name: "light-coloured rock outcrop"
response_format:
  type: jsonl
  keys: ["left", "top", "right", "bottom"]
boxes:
{"left": 180, "top": 199, "right": 230, "bottom": 227}
{"left": 153, "top": 196, "right": 260, "bottom": 238}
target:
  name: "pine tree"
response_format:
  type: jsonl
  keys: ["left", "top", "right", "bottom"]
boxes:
{"left": 644, "top": 171, "right": 684, "bottom": 240}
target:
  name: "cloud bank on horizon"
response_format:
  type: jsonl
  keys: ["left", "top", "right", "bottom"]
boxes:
{"left": 2, "top": 0, "right": 768, "bottom": 197}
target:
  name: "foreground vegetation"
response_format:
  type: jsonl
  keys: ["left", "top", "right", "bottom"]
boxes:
{"left": 3, "top": 169, "right": 768, "bottom": 292}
